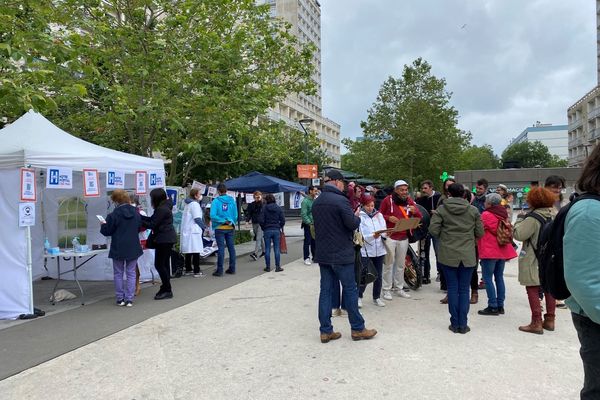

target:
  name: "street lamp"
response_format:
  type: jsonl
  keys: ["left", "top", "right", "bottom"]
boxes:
{"left": 298, "top": 118, "right": 313, "bottom": 165}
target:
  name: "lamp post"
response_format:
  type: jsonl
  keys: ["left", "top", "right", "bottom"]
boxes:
{"left": 298, "top": 118, "right": 313, "bottom": 165}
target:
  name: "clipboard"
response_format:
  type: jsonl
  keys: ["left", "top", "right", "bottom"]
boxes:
{"left": 374, "top": 217, "right": 421, "bottom": 234}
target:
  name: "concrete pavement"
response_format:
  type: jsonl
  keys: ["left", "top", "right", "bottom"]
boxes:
{"left": 0, "top": 242, "right": 584, "bottom": 399}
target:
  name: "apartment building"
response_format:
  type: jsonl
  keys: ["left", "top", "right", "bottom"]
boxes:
{"left": 259, "top": 0, "right": 341, "bottom": 166}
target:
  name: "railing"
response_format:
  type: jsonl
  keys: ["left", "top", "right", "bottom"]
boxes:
{"left": 589, "top": 106, "right": 600, "bottom": 120}
{"left": 568, "top": 137, "right": 584, "bottom": 148}
{"left": 568, "top": 118, "right": 582, "bottom": 131}
{"left": 590, "top": 128, "right": 600, "bottom": 141}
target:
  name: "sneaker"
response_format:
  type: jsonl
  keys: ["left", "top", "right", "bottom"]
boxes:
{"left": 331, "top": 308, "right": 342, "bottom": 317}
{"left": 358, "top": 298, "right": 363, "bottom": 308}
{"left": 373, "top": 298, "right": 386, "bottom": 307}
{"left": 351, "top": 328, "right": 377, "bottom": 341}
{"left": 116, "top": 299, "right": 125, "bottom": 306}
{"left": 184, "top": 270, "right": 194, "bottom": 276}
{"left": 250, "top": 253, "right": 258, "bottom": 261}
{"left": 383, "top": 291, "right": 393, "bottom": 301}
{"left": 258, "top": 252, "right": 265, "bottom": 258}
{"left": 396, "top": 289, "right": 411, "bottom": 298}
{"left": 193, "top": 272, "right": 205, "bottom": 278}
{"left": 320, "top": 331, "right": 342, "bottom": 343}
{"left": 275, "top": 267, "right": 284, "bottom": 272}
{"left": 556, "top": 301, "right": 567, "bottom": 309}
{"left": 125, "top": 300, "right": 133, "bottom": 307}
{"left": 304, "top": 258, "right": 312, "bottom": 265}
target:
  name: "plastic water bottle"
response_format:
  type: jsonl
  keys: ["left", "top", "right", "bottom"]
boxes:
{"left": 44, "top": 237, "right": 50, "bottom": 254}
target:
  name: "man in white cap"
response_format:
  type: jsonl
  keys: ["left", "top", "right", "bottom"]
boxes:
{"left": 379, "top": 179, "right": 423, "bottom": 300}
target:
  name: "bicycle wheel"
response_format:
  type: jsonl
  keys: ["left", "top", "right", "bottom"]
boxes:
{"left": 404, "top": 245, "right": 423, "bottom": 290}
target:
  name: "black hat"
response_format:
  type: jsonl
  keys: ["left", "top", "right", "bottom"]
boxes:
{"left": 325, "top": 170, "right": 344, "bottom": 182}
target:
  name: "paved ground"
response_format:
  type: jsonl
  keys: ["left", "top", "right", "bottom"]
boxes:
{"left": 0, "top": 232, "right": 584, "bottom": 399}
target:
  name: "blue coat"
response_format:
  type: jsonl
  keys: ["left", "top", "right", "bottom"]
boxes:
{"left": 210, "top": 194, "right": 238, "bottom": 227}
{"left": 312, "top": 184, "right": 360, "bottom": 265}
{"left": 100, "top": 204, "right": 143, "bottom": 260}
{"left": 258, "top": 202, "right": 285, "bottom": 231}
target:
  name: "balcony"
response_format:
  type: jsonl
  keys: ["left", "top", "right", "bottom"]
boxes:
{"left": 589, "top": 106, "right": 600, "bottom": 120}
{"left": 590, "top": 128, "right": 600, "bottom": 141}
{"left": 569, "top": 153, "right": 587, "bottom": 166}
{"left": 568, "top": 118, "right": 582, "bottom": 131}
{"left": 568, "top": 137, "right": 584, "bottom": 148}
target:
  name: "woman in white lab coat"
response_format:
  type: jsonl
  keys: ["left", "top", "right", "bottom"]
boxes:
{"left": 180, "top": 188, "right": 205, "bottom": 277}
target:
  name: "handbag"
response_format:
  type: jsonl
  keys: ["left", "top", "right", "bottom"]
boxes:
{"left": 358, "top": 247, "right": 378, "bottom": 286}
{"left": 145, "top": 231, "right": 156, "bottom": 249}
{"left": 279, "top": 230, "right": 288, "bottom": 254}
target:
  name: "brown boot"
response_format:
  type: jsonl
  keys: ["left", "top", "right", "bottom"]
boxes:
{"left": 351, "top": 328, "right": 378, "bottom": 341}
{"left": 320, "top": 331, "right": 342, "bottom": 343}
{"left": 440, "top": 296, "right": 448, "bottom": 304}
{"left": 519, "top": 320, "right": 543, "bottom": 334}
{"left": 542, "top": 314, "right": 555, "bottom": 331}
{"left": 470, "top": 291, "right": 478, "bottom": 304}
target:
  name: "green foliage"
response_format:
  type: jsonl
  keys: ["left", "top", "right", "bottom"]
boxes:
{"left": 456, "top": 144, "right": 500, "bottom": 170}
{"left": 234, "top": 229, "right": 252, "bottom": 245}
{"left": 501, "top": 141, "right": 567, "bottom": 168}
{"left": 345, "top": 58, "right": 470, "bottom": 187}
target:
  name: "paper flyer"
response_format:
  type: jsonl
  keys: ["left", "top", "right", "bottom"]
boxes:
{"left": 135, "top": 171, "right": 147, "bottom": 194}
{"left": 20, "top": 168, "right": 36, "bottom": 202}
{"left": 83, "top": 169, "right": 100, "bottom": 197}
{"left": 46, "top": 166, "right": 73, "bottom": 189}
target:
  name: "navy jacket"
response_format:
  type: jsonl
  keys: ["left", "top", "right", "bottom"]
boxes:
{"left": 100, "top": 204, "right": 144, "bottom": 260}
{"left": 141, "top": 201, "right": 177, "bottom": 244}
{"left": 258, "top": 202, "right": 285, "bottom": 231}
{"left": 312, "top": 184, "right": 361, "bottom": 265}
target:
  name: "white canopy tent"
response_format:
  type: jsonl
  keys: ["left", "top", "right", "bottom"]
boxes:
{"left": 0, "top": 111, "right": 165, "bottom": 319}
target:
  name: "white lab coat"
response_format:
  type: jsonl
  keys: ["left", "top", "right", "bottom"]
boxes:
{"left": 180, "top": 201, "right": 204, "bottom": 254}
{"left": 359, "top": 210, "right": 387, "bottom": 258}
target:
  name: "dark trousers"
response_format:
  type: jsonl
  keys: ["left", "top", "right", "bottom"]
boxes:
{"left": 184, "top": 253, "right": 200, "bottom": 274}
{"left": 572, "top": 312, "right": 600, "bottom": 400}
{"left": 359, "top": 255, "right": 384, "bottom": 300}
{"left": 155, "top": 243, "right": 173, "bottom": 293}
{"left": 422, "top": 234, "right": 439, "bottom": 279}
{"left": 303, "top": 225, "right": 315, "bottom": 260}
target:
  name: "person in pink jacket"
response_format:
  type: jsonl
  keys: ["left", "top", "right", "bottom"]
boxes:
{"left": 477, "top": 193, "right": 517, "bottom": 315}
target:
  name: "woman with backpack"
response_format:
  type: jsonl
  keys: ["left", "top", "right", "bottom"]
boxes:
{"left": 513, "top": 187, "right": 557, "bottom": 334}
{"left": 476, "top": 193, "right": 517, "bottom": 316}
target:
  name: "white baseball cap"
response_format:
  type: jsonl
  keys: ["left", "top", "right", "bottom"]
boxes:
{"left": 394, "top": 180, "right": 409, "bottom": 188}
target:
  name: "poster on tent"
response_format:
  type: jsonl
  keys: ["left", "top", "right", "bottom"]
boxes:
{"left": 148, "top": 170, "right": 165, "bottom": 189}
{"left": 135, "top": 171, "right": 147, "bottom": 194}
{"left": 46, "top": 166, "right": 72, "bottom": 189}
{"left": 83, "top": 169, "right": 100, "bottom": 197}
{"left": 207, "top": 186, "right": 217, "bottom": 198}
{"left": 273, "top": 192, "right": 285, "bottom": 207}
{"left": 290, "top": 191, "right": 303, "bottom": 209}
{"left": 245, "top": 193, "right": 254, "bottom": 203}
{"left": 192, "top": 181, "right": 207, "bottom": 195}
{"left": 226, "top": 191, "right": 238, "bottom": 199}
{"left": 20, "top": 168, "right": 36, "bottom": 202}
{"left": 106, "top": 170, "right": 125, "bottom": 189}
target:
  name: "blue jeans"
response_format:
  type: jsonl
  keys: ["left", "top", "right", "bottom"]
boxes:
{"left": 303, "top": 224, "right": 315, "bottom": 260}
{"left": 480, "top": 259, "right": 506, "bottom": 308}
{"left": 359, "top": 255, "right": 384, "bottom": 300}
{"left": 263, "top": 229, "right": 281, "bottom": 269}
{"left": 215, "top": 229, "right": 236, "bottom": 274}
{"left": 441, "top": 263, "right": 475, "bottom": 329}
{"left": 318, "top": 263, "right": 365, "bottom": 334}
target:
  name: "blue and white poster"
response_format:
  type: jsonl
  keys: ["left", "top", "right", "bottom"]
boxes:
{"left": 148, "top": 170, "right": 166, "bottom": 189}
{"left": 135, "top": 171, "right": 147, "bottom": 194}
{"left": 106, "top": 170, "right": 125, "bottom": 189}
{"left": 290, "top": 191, "right": 303, "bottom": 209}
{"left": 46, "top": 166, "right": 72, "bottom": 189}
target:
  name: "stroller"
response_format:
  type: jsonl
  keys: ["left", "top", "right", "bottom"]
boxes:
{"left": 403, "top": 204, "right": 430, "bottom": 291}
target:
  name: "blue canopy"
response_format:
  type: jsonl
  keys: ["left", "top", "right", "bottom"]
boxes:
{"left": 225, "top": 171, "right": 307, "bottom": 193}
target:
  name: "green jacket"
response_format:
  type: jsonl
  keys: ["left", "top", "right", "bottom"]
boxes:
{"left": 512, "top": 207, "right": 555, "bottom": 286}
{"left": 429, "top": 197, "right": 484, "bottom": 267}
{"left": 301, "top": 196, "right": 314, "bottom": 225}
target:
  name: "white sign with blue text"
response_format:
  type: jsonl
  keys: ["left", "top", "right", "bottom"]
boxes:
{"left": 46, "top": 166, "right": 72, "bottom": 189}
{"left": 106, "top": 170, "right": 125, "bottom": 189}
{"left": 148, "top": 170, "right": 166, "bottom": 189}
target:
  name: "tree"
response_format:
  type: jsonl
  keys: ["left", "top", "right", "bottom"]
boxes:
{"left": 347, "top": 58, "right": 470, "bottom": 187}
{"left": 501, "top": 141, "right": 567, "bottom": 168}
{"left": 36, "top": 0, "right": 316, "bottom": 184}
{"left": 456, "top": 144, "right": 500, "bottom": 170}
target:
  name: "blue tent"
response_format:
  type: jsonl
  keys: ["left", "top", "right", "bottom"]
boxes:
{"left": 225, "top": 171, "right": 307, "bottom": 193}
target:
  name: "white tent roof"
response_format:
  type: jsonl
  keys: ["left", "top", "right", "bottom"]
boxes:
{"left": 0, "top": 110, "right": 164, "bottom": 173}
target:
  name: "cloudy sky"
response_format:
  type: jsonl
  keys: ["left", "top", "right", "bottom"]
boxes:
{"left": 320, "top": 0, "right": 597, "bottom": 154}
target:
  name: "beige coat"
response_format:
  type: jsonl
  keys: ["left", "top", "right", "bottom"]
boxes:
{"left": 512, "top": 207, "right": 555, "bottom": 286}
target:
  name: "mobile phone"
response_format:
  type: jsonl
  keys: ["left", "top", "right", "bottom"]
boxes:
{"left": 96, "top": 215, "right": 106, "bottom": 223}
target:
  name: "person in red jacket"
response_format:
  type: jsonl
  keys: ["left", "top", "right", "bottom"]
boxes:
{"left": 379, "top": 179, "right": 423, "bottom": 300}
{"left": 477, "top": 193, "right": 518, "bottom": 315}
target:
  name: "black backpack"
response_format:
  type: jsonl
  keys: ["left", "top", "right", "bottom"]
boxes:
{"left": 529, "top": 194, "right": 600, "bottom": 300}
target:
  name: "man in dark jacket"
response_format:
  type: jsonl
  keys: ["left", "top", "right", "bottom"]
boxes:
{"left": 245, "top": 191, "right": 265, "bottom": 260}
{"left": 416, "top": 180, "right": 442, "bottom": 284}
{"left": 472, "top": 178, "right": 489, "bottom": 214}
{"left": 313, "top": 170, "right": 377, "bottom": 343}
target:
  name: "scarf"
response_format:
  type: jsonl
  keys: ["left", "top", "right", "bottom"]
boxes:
{"left": 392, "top": 192, "right": 408, "bottom": 206}
{"left": 363, "top": 207, "right": 378, "bottom": 218}
{"left": 487, "top": 204, "right": 508, "bottom": 220}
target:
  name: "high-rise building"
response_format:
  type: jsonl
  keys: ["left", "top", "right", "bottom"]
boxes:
{"left": 510, "top": 123, "right": 568, "bottom": 159}
{"left": 260, "top": 0, "right": 341, "bottom": 166}
{"left": 566, "top": 0, "right": 600, "bottom": 166}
